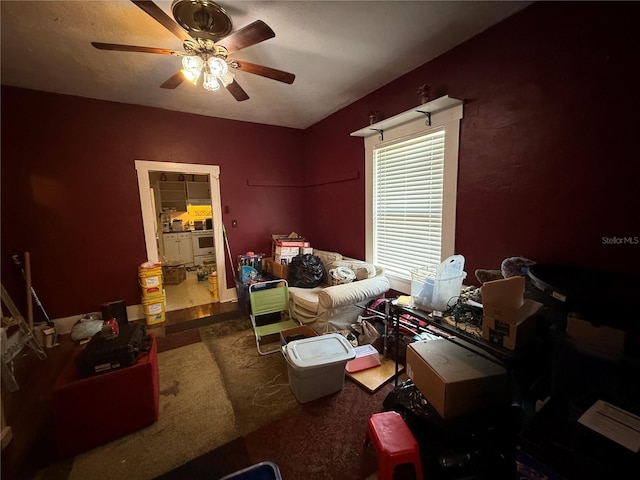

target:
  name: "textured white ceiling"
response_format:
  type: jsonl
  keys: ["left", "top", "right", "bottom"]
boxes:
{"left": 1, "top": 1, "right": 530, "bottom": 129}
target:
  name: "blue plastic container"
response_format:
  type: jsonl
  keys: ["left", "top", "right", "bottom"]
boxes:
{"left": 219, "top": 461, "right": 282, "bottom": 480}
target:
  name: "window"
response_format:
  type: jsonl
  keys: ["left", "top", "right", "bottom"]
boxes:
{"left": 355, "top": 99, "right": 463, "bottom": 293}
{"left": 373, "top": 129, "right": 446, "bottom": 279}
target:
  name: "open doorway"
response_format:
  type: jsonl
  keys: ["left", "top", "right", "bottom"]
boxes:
{"left": 135, "top": 160, "right": 236, "bottom": 311}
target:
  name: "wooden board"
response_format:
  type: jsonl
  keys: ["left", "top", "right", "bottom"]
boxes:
{"left": 346, "top": 355, "right": 404, "bottom": 393}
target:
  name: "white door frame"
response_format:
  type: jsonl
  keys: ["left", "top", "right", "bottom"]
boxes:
{"left": 134, "top": 160, "right": 235, "bottom": 303}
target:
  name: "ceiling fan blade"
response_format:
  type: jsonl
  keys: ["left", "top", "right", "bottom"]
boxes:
{"left": 232, "top": 60, "right": 295, "bottom": 84}
{"left": 226, "top": 81, "right": 250, "bottom": 101}
{"left": 220, "top": 20, "right": 275, "bottom": 54}
{"left": 131, "top": 0, "right": 192, "bottom": 42}
{"left": 161, "top": 72, "right": 185, "bottom": 89}
{"left": 91, "top": 42, "right": 178, "bottom": 55}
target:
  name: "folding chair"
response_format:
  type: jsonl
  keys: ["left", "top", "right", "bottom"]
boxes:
{"left": 249, "top": 279, "right": 300, "bottom": 355}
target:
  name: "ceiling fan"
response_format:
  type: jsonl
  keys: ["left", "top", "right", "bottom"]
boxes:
{"left": 91, "top": 0, "right": 295, "bottom": 101}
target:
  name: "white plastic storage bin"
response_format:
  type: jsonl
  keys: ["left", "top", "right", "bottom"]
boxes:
{"left": 283, "top": 333, "right": 356, "bottom": 403}
{"left": 431, "top": 272, "right": 466, "bottom": 311}
{"left": 411, "top": 266, "right": 437, "bottom": 308}
{"left": 411, "top": 255, "right": 467, "bottom": 311}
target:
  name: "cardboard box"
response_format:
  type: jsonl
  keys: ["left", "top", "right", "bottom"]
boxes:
{"left": 274, "top": 253, "right": 297, "bottom": 264}
{"left": 482, "top": 313, "right": 537, "bottom": 350}
{"left": 565, "top": 313, "right": 626, "bottom": 359}
{"left": 263, "top": 257, "right": 289, "bottom": 279}
{"left": 481, "top": 276, "right": 524, "bottom": 320}
{"left": 33, "top": 324, "right": 59, "bottom": 349}
{"left": 275, "top": 245, "right": 300, "bottom": 256}
{"left": 406, "top": 339, "right": 506, "bottom": 420}
{"left": 280, "top": 325, "right": 318, "bottom": 345}
{"left": 162, "top": 264, "right": 186, "bottom": 284}
{"left": 271, "top": 233, "right": 305, "bottom": 258}
{"left": 480, "top": 276, "right": 542, "bottom": 350}
{"left": 276, "top": 241, "right": 310, "bottom": 248}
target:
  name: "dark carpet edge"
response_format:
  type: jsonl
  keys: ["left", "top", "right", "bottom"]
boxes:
{"left": 156, "top": 328, "right": 202, "bottom": 353}
{"left": 166, "top": 310, "right": 248, "bottom": 334}
{"left": 153, "top": 437, "right": 252, "bottom": 480}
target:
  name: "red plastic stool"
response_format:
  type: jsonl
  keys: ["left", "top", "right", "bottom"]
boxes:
{"left": 366, "top": 411, "right": 423, "bottom": 480}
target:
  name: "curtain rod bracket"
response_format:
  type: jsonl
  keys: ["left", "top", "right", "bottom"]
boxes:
{"left": 370, "top": 128, "right": 384, "bottom": 141}
{"left": 416, "top": 110, "right": 431, "bottom": 126}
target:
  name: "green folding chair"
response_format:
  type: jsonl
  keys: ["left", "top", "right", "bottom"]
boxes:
{"left": 249, "top": 279, "right": 300, "bottom": 355}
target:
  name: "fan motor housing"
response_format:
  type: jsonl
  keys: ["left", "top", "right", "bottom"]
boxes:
{"left": 171, "top": 0, "right": 232, "bottom": 40}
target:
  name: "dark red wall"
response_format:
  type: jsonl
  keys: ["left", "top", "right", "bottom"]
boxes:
{"left": 1, "top": 89, "right": 305, "bottom": 318}
{"left": 302, "top": 1, "right": 640, "bottom": 281}
{"left": 3, "top": 2, "right": 639, "bottom": 320}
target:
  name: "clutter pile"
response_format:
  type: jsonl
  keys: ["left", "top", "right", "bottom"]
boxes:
{"left": 138, "top": 262, "right": 165, "bottom": 326}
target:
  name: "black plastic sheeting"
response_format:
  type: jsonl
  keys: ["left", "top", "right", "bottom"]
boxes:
{"left": 286, "top": 254, "right": 325, "bottom": 288}
{"left": 527, "top": 263, "right": 639, "bottom": 328}
{"left": 382, "top": 380, "right": 519, "bottom": 480}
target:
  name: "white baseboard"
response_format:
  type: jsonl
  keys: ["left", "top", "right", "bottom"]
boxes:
{"left": 53, "top": 304, "right": 144, "bottom": 335}
{"left": 51, "top": 292, "right": 237, "bottom": 335}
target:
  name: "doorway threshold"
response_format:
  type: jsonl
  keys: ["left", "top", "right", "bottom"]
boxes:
{"left": 154, "top": 301, "right": 244, "bottom": 335}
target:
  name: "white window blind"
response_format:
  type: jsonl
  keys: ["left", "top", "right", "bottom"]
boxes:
{"left": 373, "top": 129, "right": 445, "bottom": 279}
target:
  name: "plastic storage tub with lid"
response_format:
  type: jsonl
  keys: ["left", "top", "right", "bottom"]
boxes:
{"left": 219, "top": 461, "right": 282, "bottom": 480}
{"left": 282, "top": 333, "right": 356, "bottom": 403}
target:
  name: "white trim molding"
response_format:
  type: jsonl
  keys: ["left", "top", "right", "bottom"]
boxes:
{"left": 354, "top": 97, "right": 463, "bottom": 294}
{"left": 134, "top": 160, "right": 236, "bottom": 305}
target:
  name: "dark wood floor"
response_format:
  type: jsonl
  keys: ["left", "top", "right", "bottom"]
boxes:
{"left": 1, "top": 301, "right": 243, "bottom": 480}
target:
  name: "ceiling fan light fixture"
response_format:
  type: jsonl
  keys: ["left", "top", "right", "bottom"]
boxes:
{"left": 91, "top": 2, "right": 294, "bottom": 101}
{"left": 220, "top": 71, "right": 235, "bottom": 87}
{"left": 181, "top": 68, "right": 201, "bottom": 85}
{"left": 182, "top": 55, "right": 204, "bottom": 71}
{"left": 203, "top": 72, "right": 220, "bottom": 91}
{"left": 208, "top": 57, "right": 228, "bottom": 77}
{"left": 181, "top": 55, "right": 203, "bottom": 84}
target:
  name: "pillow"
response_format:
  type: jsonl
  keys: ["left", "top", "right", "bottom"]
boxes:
{"left": 328, "top": 260, "right": 376, "bottom": 281}
{"left": 312, "top": 250, "right": 343, "bottom": 284}
{"left": 313, "top": 250, "right": 343, "bottom": 265}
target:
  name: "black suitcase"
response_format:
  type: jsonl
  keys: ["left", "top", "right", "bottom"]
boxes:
{"left": 75, "top": 322, "right": 150, "bottom": 377}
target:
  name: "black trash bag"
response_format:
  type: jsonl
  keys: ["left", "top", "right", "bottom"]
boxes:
{"left": 382, "top": 379, "right": 433, "bottom": 420}
{"left": 287, "top": 254, "right": 326, "bottom": 288}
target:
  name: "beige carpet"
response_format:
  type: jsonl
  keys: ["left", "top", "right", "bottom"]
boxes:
{"left": 199, "top": 316, "right": 300, "bottom": 435}
{"left": 67, "top": 342, "right": 237, "bottom": 480}
{"left": 62, "top": 317, "right": 299, "bottom": 479}
{"left": 50, "top": 316, "right": 371, "bottom": 479}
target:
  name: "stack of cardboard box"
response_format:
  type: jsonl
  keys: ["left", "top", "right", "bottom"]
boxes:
{"left": 274, "top": 240, "right": 311, "bottom": 264}
{"left": 264, "top": 233, "right": 312, "bottom": 279}
{"left": 271, "top": 233, "right": 305, "bottom": 257}
{"left": 481, "top": 276, "right": 542, "bottom": 350}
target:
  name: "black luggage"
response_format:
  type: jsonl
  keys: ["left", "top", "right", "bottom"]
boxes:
{"left": 75, "top": 322, "right": 150, "bottom": 377}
